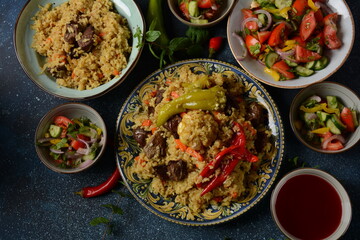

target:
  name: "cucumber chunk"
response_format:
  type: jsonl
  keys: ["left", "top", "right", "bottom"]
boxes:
{"left": 82, "top": 152, "right": 96, "bottom": 161}
{"left": 265, "top": 52, "right": 279, "bottom": 68}
{"left": 352, "top": 110, "right": 359, "bottom": 127}
{"left": 314, "top": 56, "right": 329, "bottom": 70}
{"left": 188, "top": 1, "right": 199, "bottom": 17}
{"left": 331, "top": 115, "right": 347, "bottom": 131}
{"left": 326, "top": 119, "right": 341, "bottom": 135}
{"left": 295, "top": 66, "right": 314, "bottom": 77}
{"left": 275, "top": 0, "right": 292, "bottom": 9}
{"left": 284, "top": 59, "right": 298, "bottom": 67}
{"left": 317, "top": 111, "right": 330, "bottom": 122}
{"left": 49, "top": 125, "right": 62, "bottom": 138}
{"left": 326, "top": 96, "right": 338, "bottom": 109}
{"left": 190, "top": 18, "right": 208, "bottom": 24}
{"left": 305, "top": 61, "right": 316, "bottom": 69}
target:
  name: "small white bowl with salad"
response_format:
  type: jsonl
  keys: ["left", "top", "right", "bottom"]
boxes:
{"left": 168, "top": 0, "right": 236, "bottom": 28}
{"left": 290, "top": 81, "right": 360, "bottom": 153}
{"left": 227, "top": 0, "right": 354, "bottom": 88}
{"left": 35, "top": 103, "right": 107, "bottom": 173}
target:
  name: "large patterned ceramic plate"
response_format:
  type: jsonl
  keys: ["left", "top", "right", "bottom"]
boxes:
{"left": 116, "top": 59, "right": 284, "bottom": 225}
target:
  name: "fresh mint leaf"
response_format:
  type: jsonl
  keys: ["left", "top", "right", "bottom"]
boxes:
{"left": 168, "top": 37, "right": 192, "bottom": 52}
{"left": 101, "top": 204, "right": 123, "bottom": 215}
{"left": 134, "top": 26, "right": 143, "bottom": 48}
{"left": 185, "top": 27, "right": 209, "bottom": 44}
{"left": 90, "top": 217, "right": 110, "bottom": 226}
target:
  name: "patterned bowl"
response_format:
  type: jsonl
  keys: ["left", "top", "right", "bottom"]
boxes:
{"left": 115, "top": 59, "right": 285, "bottom": 225}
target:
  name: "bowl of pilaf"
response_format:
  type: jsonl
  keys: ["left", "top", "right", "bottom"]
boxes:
{"left": 14, "top": 0, "right": 145, "bottom": 100}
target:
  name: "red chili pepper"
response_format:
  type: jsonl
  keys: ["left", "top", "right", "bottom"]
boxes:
{"left": 208, "top": 36, "right": 223, "bottom": 58}
{"left": 201, "top": 156, "right": 240, "bottom": 196}
{"left": 76, "top": 168, "right": 121, "bottom": 198}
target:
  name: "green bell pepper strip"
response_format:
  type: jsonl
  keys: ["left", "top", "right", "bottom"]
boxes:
{"left": 156, "top": 85, "right": 226, "bottom": 126}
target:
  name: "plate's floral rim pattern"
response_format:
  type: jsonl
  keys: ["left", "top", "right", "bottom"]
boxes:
{"left": 115, "top": 59, "right": 284, "bottom": 226}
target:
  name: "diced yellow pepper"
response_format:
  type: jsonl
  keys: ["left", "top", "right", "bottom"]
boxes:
{"left": 279, "top": 7, "right": 292, "bottom": 19}
{"left": 311, "top": 127, "right": 330, "bottom": 134}
{"left": 300, "top": 103, "right": 340, "bottom": 114}
{"left": 73, "top": 119, "right": 83, "bottom": 127}
{"left": 263, "top": 7, "right": 279, "bottom": 14}
{"left": 308, "top": 0, "right": 319, "bottom": 11}
{"left": 264, "top": 67, "right": 280, "bottom": 81}
{"left": 96, "top": 127, "right": 102, "bottom": 136}
{"left": 50, "top": 139, "right": 62, "bottom": 144}
{"left": 281, "top": 45, "right": 295, "bottom": 52}
{"left": 284, "top": 40, "right": 297, "bottom": 45}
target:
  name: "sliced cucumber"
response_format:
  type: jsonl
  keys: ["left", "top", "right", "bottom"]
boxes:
{"left": 258, "top": 13, "right": 267, "bottom": 26}
{"left": 314, "top": 56, "right": 329, "bottom": 70}
{"left": 265, "top": 52, "right": 279, "bottom": 68}
{"left": 295, "top": 66, "right": 314, "bottom": 77}
{"left": 305, "top": 61, "right": 316, "bottom": 69}
{"left": 49, "top": 125, "right": 62, "bottom": 138}
{"left": 190, "top": 18, "right": 208, "bottom": 24}
{"left": 326, "top": 119, "right": 341, "bottom": 135}
{"left": 82, "top": 151, "right": 96, "bottom": 161}
{"left": 275, "top": 0, "right": 292, "bottom": 9}
{"left": 317, "top": 111, "right": 330, "bottom": 122}
{"left": 188, "top": 1, "right": 199, "bottom": 17}
{"left": 285, "top": 59, "right": 298, "bottom": 67}
{"left": 352, "top": 110, "right": 359, "bottom": 127}
{"left": 326, "top": 96, "right": 338, "bottom": 109}
{"left": 331, "top": 114, "right": 347, "bottom": 131}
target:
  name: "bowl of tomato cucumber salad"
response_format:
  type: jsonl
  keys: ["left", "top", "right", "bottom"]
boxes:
{"left": 35, "top": 103, "right": 107, "bottom": 173}
{"left": 227, "top": 0, "right": 355, "bottom": 88}
{"left": 289, "top": 81, "right": 360, "bottom": 153}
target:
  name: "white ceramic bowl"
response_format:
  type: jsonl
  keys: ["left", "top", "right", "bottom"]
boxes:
{"left": 35, "top": 103, "right": 107, "bottom": 173}
{"left": 14, "top": 0, "right": 145, "bottom": 100}
{"left": 168, "top": 0, "right": 235, "bottom": 28}
{"left": 227, "top": 0, "right": 354, "bottom": 89}
{"left": 289, "top": 81, "right": 360, "bottom": 153}
{"left": 270, "top": 168, "right": 352, "bottom": 240}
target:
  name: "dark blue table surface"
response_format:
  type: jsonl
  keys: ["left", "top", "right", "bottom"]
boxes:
{"left": 1, "top": 0, "right": 359, "bottom": 239}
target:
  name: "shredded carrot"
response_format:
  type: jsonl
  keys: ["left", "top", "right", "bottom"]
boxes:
{"left": 212, "top": 111, "right": 221, "bottom": 123}
{"left": 113, "top": 69, "right": 120, "bottom": 76}
{"left": 45, "top": 37, "right": 52, "bottom": 43}
{"left": 134, "top": 156, "right": 141, "bottom": 161}
{"left": 175, "top": 139, "right": 187, "bottom": 151}
{"left": 99, "top": 32, "right": 107, "bottom": 37}
{"left": 142, "top": 119, "right": 152, "bottom": 127}
{"left": 171, "top": 91, "right": 180, "bottom": 99}
{"left": 151, "top": 127, "right": 157, "bottom": 134}
{"left": 164, "top": 98, "right": 171, "bottom": 102}
{"left": 165, "top": 80, "right": 172, "bottom": 85}
{"left": 97, "top": 73, "right": 104, "bottom": 79}
{"left": 231, "top": 192, "right": 238, "bottom": 198}
{"left": 180, "top": 112, "right": 187, "bottom": 118}
{"left": 150, "top": 90, "right": 157, "bottom": 97}
{"left": 71, "top": 72, "right": 76, "bottom": 79}
{"left": 79, "top": 8, "right": 86, "bottom": 13}
{"left": 186, "top": 147, "right": 204, "bottom": 161}
{"left": 143, "top": 99, "right": 150, "bottom": 105}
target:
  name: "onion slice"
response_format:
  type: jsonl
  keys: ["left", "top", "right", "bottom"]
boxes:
{"left": 50, "top": 148, "right": 64, "bottom": 154}
{"left": 232, "top": 32, "right": 247, "bottom": 61}
{"left": 315, "top": 2, "right": 333, "bottom": 15}
{"left": 253, "top": 9, "right": 273, "bottom": 31}
{"left": 321, "top": 134, "right": 346, "bottom": 150}
{"left": 37, "top": 138, "right": 54, "bottom": 143}
{"left": 77, "top": 138, "right": 90, "bottom": 155}
{"left": 241, "top": 17, "right": 262, "bottom": 32}
{"left": 308, "top": 95, "right": 322, "bottom": 102}
{"left": 275, "top": 47, "right": 295, "bottom": 58}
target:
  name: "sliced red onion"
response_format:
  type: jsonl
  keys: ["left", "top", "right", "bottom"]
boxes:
{"left": 211, "top": 4, "right": 218, "bottom": 11}
{"left": 232, "top": 32, "right": 247, "bottom": 60}
{"left": 241, "top": 17, "right": 262, "bottom": 32}
{"left": 77, "top": 147, "right": 90, "bottom": 155}
{"left": 253, "top": 9, "right": 273, "bottom": 31}
{"left": 78, "top": 159, "right": 94, "bottom": 169}
{"left": 99, "top": 136, "right": 105, "bottom": 146}
{"left": 305, "top": 113, "right": 317, "bottom": 121}
{"left": 315, "top": 2, "right": 333, "bottom": 15}
{"left": 308, "top": 95, "right": 322, "bottom": 102}
{"left": 65, "top": 151, "right": 82, "bottom": 160}
{"left": 275, "top": 47, "right": 295, "bottom": 58}
{"left": 37, "top": 138, "right": 54, "bottom": 143}
{"left": 321, "top": 134, "right": 346, "bottom": 150}
{"left": 257, "top": 59, "right": 265, "bottom": 66}
{"left": 50, "top": 148, "right": 64, "bottom": 154}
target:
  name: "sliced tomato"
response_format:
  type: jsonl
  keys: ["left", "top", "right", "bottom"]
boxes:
{"left": 300, "top": 10, "right": 317, "bottom": 41}
{"left": 179, "top": 2, "right": 190, "bottom": 20}
{"left": 292, "top": 0, "right": 308, "bottom": 16}
{"left": 271, "top": 60, "right": 295, "bottom": 79}
{"left": 77, "top": 134, "right": 91, "bottom": 141}
{"left": 54, "top": 116, "right": 73, "bottom": 128}
{"left": 291, "top": 36, "right": 306, "bottom": 47}
{"left": 295, "top": 45, "right": 322, "bottom": 63}
{"left": 326, "top": 141, "right": 344, "bottom": 150}
{"left": 257, "top": 31, "right": 271, "bottom": 44}
{"left": 245, "top": 35, "right": 262, "bottom": 57}
{"left": 197, "top": 0, "right": 212, "bottom": 8}
{"left": 268, "top": 22, "right": 287, "bottom": 47}
{"left": 241, "top": 9, "right": 258, "bottom": 31}
{"left": 340, "top": 107, "right": 355, "bottom": 132}
{"left": 314, "top": 9, "right": 324, "bottom": 23}
{"left": 71, "top": 140, "right": 86, "bottom": 150}
{"left": 323, "top": 13, "right": 342, "bottom": 49}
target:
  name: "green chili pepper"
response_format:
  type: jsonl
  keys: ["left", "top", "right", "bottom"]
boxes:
{"left": 156, "top": 85, "right": 226, "bottom": 126}
{"left": 147, "top": 0, "right": 170, "bottom": 47}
